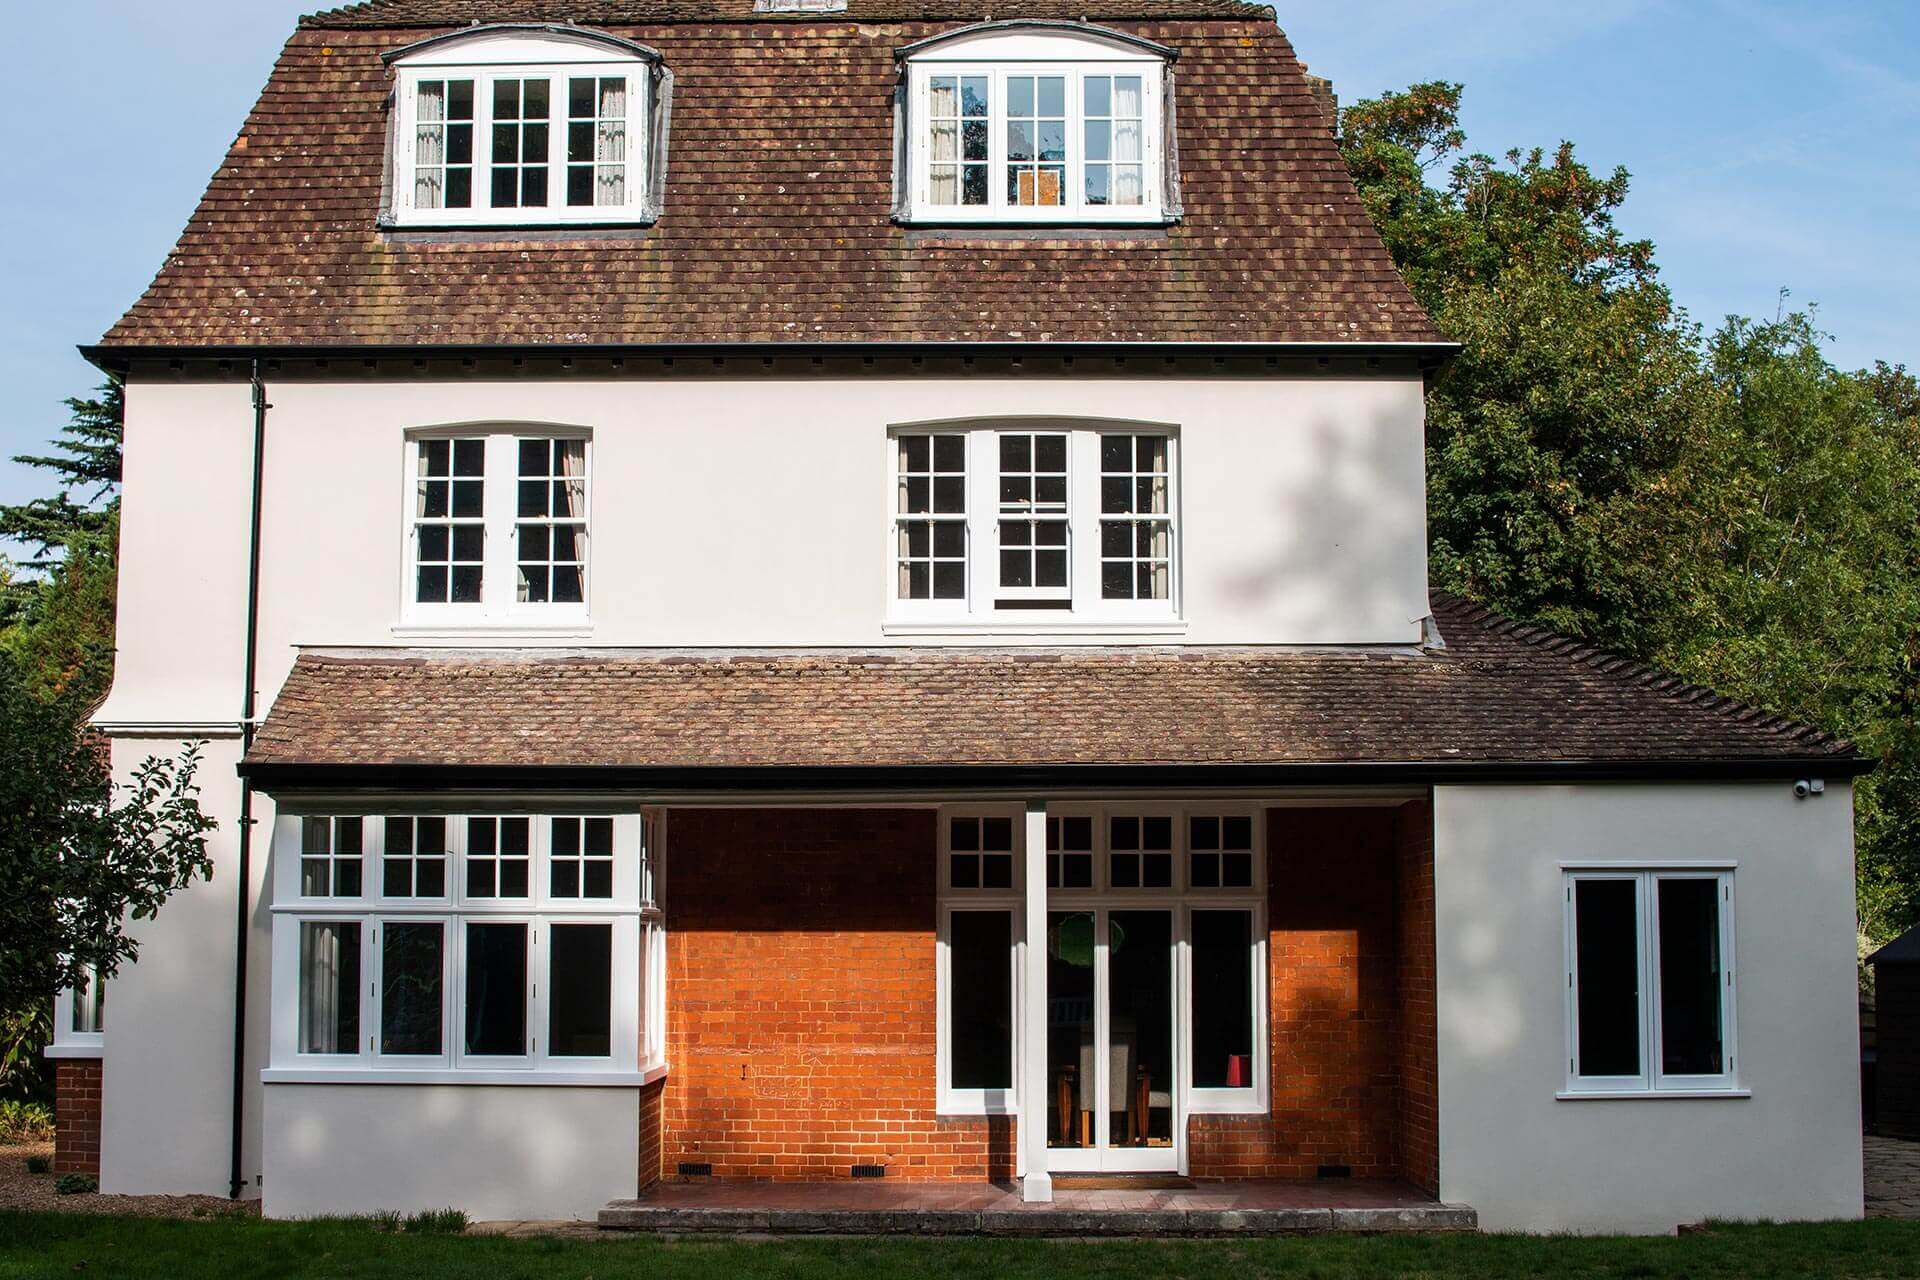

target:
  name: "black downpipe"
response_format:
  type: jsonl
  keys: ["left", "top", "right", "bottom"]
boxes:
{"left": 229, "top": 362, "right": 270, "bottom": 1199}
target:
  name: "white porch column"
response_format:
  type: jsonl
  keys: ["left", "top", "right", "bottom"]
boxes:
{"left": 1020, "top": 799, "right": 1052, "bottom": 1203}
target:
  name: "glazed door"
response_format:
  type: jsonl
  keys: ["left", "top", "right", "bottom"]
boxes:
{"left": 1045, "top": 908, "right": 1178, "bottom": 1172}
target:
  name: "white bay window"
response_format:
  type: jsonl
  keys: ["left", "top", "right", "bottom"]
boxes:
{"left": 387, "top": 27, "right": 658, "bottom": 228}
{"left": 269, "top": 811, "right": 662, "bottom": 1082}
{"left": 890, "top": 424, "right": 1179, "bottom": 628}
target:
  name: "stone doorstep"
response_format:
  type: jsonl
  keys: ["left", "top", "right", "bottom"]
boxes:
{"left": 597, "top": 1203, "right": 1479, "bottom": 1236}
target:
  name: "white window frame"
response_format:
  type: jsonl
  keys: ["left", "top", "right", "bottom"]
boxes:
{"left": 400, "top": 426, "right": 594, "bottom": 631}
{"left": 934, "top": 803, "right": 1267, "bottom": 1121}
{"left": 1561, "top": 865, "right": 1741, "bottom": 1098}
{"left": 903, "top": 27, "right": 1168, "bottom": 225}
{"left": 389, "top": 30, "right": 654, "bottom": 229}
{"left": 267, "top": 809, "right": 657, "bottom": 1084}
{"left": 886, "top": 423, "right": 1181, "bottom": 632}
{"left": 49, "top": 965, "right": 106, "bottom": 1058}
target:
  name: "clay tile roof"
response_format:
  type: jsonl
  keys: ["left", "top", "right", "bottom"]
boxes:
{"left": 244, "top": 596, "right": 1863, "bottom": 777}
{"left": 96, "top": 4, "right": 1446, "bottom": 350}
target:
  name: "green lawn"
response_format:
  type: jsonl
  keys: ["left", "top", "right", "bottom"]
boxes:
{"left": 1, "top": 1214, "right": 1918, "bottom": 1279}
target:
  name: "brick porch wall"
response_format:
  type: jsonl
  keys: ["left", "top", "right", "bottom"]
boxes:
{"left": 662, "top": 808, "right": 1014, "bottom": 1181}
{"left": 53, "top": 1058, "right": 102, "bottom": 1176}
{"left": 637, "top": 1076, "right": 666, "bottom": 1192}
{"left": 1189, "top": 802, "right": 1435, "bottom": 1185}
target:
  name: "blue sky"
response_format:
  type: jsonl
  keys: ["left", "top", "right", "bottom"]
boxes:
{"left": 0, "top": 1, "right": 1914, "bottom": 519}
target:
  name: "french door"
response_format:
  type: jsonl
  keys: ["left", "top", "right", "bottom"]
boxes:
{"left": 1044, "top": 907, "right": 1177, "bottom": 1172}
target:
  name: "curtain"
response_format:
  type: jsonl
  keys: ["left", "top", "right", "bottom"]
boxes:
{"left": 597, "top": 78, "right": 628, "bottom": 206}
{"left": 301, "top": 922, "right": 343, "bottom": 1055}
{"left": 1113, "top": 77, "right": 1144, "bottom": 205}
{"left": 415, "top": 82, "right": 446, "bottom": 209}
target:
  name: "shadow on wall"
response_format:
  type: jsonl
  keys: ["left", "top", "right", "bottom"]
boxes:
{"left": 1217, "top": 399, "right": 1426, "bottom": 640}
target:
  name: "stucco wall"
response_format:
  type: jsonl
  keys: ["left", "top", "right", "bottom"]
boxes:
{"left": 1433, "top": 782, "right": 1862, "bottom": 1234}
{"left": 95, "top": 371, "right": 1428, "bottom": 725}
{"left": 262, "top": 1085, "right": 638, "bottom": 1220}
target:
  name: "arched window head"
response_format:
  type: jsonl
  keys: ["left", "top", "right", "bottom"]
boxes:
{"left": 897, "top": 22, "right": 1178, "bottom": 226}
{"left": 384, "top": 24, "right": 666, "bottom": 229}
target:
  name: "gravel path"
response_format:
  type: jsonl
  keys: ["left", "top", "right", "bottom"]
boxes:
{"left": 0, "top": 1141, "right": 258, "bottom": 1219}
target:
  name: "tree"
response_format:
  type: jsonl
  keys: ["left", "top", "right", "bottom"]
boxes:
{"left": 0, "top": 649, "right": 215, "bottom": 1033}
{"left": 0, "top": 381, "right": 122, "bottom": 571}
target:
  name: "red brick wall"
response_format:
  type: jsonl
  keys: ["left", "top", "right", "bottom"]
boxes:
{"left": 1393, "top": 798, "right": 1439, "bottom": 1193}
{"left": 662, "top": 808, "right": 1014, "bottom": 1181}
{"left": 1189, "top": 801, "right": 1435, "bottom": 1187}
{"left": 637, "top": 1076, "right": 666, "bottom": 1192}
{"left": 54, "top": 1058, "right": 102, "bottom": 1177}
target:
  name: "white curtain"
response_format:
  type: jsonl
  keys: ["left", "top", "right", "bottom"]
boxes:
{"left": 597, "top": 78, "right": 628, "bottom": 206}
{"left": 415, "top": 82, "right": 446, "bottom": 209}
{"left": 1114, "top": 77, "right": 1144, "bottom": 205}
{"left": 300, "top": 922, "right": 345, "bottom": 1054}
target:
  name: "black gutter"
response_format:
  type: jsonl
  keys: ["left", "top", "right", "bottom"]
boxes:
{"left": 79, "top": 339, "right": 1461, "bottom": 374}
{"left": 228, "top": 362, "right": 270, "bottom": 1200}
{"left": 237, "top": 756, "right": 1875, "bottom": 792}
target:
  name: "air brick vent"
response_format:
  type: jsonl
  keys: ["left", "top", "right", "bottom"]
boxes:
{"left": 678, "top": 1162, "right": 714, "bottom": 1178}
{"left": 851, "top": 1164, "right": 886, "bottom": 1179}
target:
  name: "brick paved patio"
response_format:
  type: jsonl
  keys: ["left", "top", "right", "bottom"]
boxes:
{"left": 1867, "top": 1134, "right": 1920, "bottom": 1219}
{"left": 600, "top": 1178, "right": 1474, "bottom": 1235}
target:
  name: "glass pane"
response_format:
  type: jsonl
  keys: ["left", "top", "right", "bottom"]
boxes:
{"left": 1192, "top": 911, "right": 1254, "bottom": 1088}
{"left": 381, "top": 922, "right": 443, "bottom": 1056}
{"left": 550, "top": 924, "right": 613, "bottom": 1057}
{"left": 1658, "top": 879, "right": 1724, "bottom": 1076}
{"left": 1109, "top": 911, "right": 1174, "bottom": 1147}
{"left": 464, "top": 922, "right": 527, "bottom": 1056}
{"left": 1575, "top": 880, "right": 1641, "bottom": 1077}
{"left": 1047, "top": 911, "right": 1096, "bottom": 1149}
{"left": 949, "top": 912, "right": 1013, "bottom": 1089}
{"left": 299, "top": 921, "right": 361, "bottom": 1055}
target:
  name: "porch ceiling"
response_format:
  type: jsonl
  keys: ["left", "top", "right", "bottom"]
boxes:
{"left": 242, "top": 597, "right": 1863, "bottom": 785}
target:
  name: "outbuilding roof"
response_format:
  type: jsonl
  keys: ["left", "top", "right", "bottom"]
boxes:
{"left": 242, "top": 596, "right": 1865, "bottom": 786}
{"left": 96, "top": 2, "right": 1445, "bottom": 351}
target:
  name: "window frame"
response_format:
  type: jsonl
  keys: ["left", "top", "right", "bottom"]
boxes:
{"left": 268, "top": 809, "right": 657, "bottom": 1083}
{"left": 388, "top": 33, "right": 656, "bottom": 230}
{"left": 1561, "top": 865, "right": 1740, "bottom": 1098}
{"left": 902, "top": 29, "right": 1170, "bottom": 226}
{"left": 886, "top": 423, "right": 1181, "bottom": 631}
{"left": 49, "top": 965, "right": 107, "bottom": 1058}
{"left": 400, "top": 426, "right": 594, "bottom": 630}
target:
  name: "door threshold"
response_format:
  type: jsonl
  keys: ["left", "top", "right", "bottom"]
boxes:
{"left": 1049, "top": 1173, "right": 1195, "bottom": 1191}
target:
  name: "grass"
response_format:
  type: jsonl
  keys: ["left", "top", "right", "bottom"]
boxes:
{"left": 0, "top": 1214, "right": 1918, "bottom": 1279}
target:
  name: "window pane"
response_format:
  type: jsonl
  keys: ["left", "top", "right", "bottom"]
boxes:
{"left": 380, "top": 922, "right": 443, "bottom": 1056}
{"left": 1192, "top": 910, "right": 1254, "bottom": 1087}
{"left": 1658, "top": 878, "right": 1725, "bottom": 1076}
{"left": 949, "top": 912, "right": 1013, "bottom": 1089}
{"left": 464, "top": 922, "right": 527, "bottom": 1057}
{"left": 299, "top": 922, "right": 361, "bottom": 1055}
{"left": 550, "top": 924, "right": 613, "bottom": 1057}
{"left": 1574, "top": 880, "right": 1640, "bottom": 1077}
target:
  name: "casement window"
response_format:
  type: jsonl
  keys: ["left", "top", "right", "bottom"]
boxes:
{"left": 888, "top": 425, "right": 1179, "bottom": 628}
{"left": 405, "top": 430, "right": 591, "bottom": 626}
{"left": 900, "top": 23, "right": 1174, "bottom": 224}
{"left": 387, "top": 27, "right": 661, "bottom": 228}
{"left": 1563, "top": 868, "right": 1739, "bottom": 1095}
{"left": 936, "top": 804, "right": 1266, "bottom": 1118}
{"left": 271, "top": 812, "right": 662, "bottom": 1081}
{"left": 51, "top": 964, "right": 107, "bottom": 1056}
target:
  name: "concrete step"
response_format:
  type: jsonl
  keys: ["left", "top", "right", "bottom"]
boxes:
{"left": 597, "top": 1201, "right": 1478, "bottom": 1236}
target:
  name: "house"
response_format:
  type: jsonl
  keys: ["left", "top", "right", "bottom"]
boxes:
{"left": 49, "top": 0, "right": 1867, "bottom": 1236}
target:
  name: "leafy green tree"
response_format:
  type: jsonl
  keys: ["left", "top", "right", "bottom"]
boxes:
{"left": 0, "top": 649, "right": 215, "bottom": 1042}
{"left": 0, "top": 382, "right": 122, "bottom": 571}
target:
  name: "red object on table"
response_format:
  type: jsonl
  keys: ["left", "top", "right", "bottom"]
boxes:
{"left": 1225, "top": 1054, "right": 1248, "bottom": 1087}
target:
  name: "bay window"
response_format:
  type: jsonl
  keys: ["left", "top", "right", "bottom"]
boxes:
{"left": 269, "top": 811, "right": 661, "bottom": 1081}
{"left": 901, "top": 23, "right": 1172, "bottom": 224}
{"left": 405, "top": 429, "right": 591, "bottom": 626}
{"left": 387, "top": 27, "right": 659, "bottom": 228}
{"left": 1563, "top": 868, "right": 1738, "bottom": 1095}
{"left": 889, "top": 424, "right": 1179, "bottom": 627}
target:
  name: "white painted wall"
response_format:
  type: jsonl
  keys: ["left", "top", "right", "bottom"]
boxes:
{"left": 262, "top": 1085, "right": 638, "bottom": 1220}
{"left": 93, "top": 371, "right": 1429, "bottom": 725}
{"left": 1433, "top": 782, "right": 1863, "bottom": 1234}
{"left": 99, "top": 734, "right": 272, "bottom": 1196}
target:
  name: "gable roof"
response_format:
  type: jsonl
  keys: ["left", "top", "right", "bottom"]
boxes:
{"left": 242, "top": 595, "right": 1866, "bottom": 786}
{"left": 95, "top": 3, "right": 1445, "bottom": 353}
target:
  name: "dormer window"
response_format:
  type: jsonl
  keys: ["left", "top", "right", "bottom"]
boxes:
{"left": 385, "top": 24, "right": 664, "bottom": 229}
{"left": 898, "top": 22, "right": 1175, "bottom": 225}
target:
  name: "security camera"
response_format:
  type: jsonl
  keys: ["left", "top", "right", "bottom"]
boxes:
{"left": 1794, "top": 780, "right": 1811, "bottom": 799}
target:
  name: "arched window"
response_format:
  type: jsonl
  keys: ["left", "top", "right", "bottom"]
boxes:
{"left": 896, "top": 21, "right": 1178, "bottom": 225}
{"left": 384, "top": 24, "right": 666, "bottom": 229}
